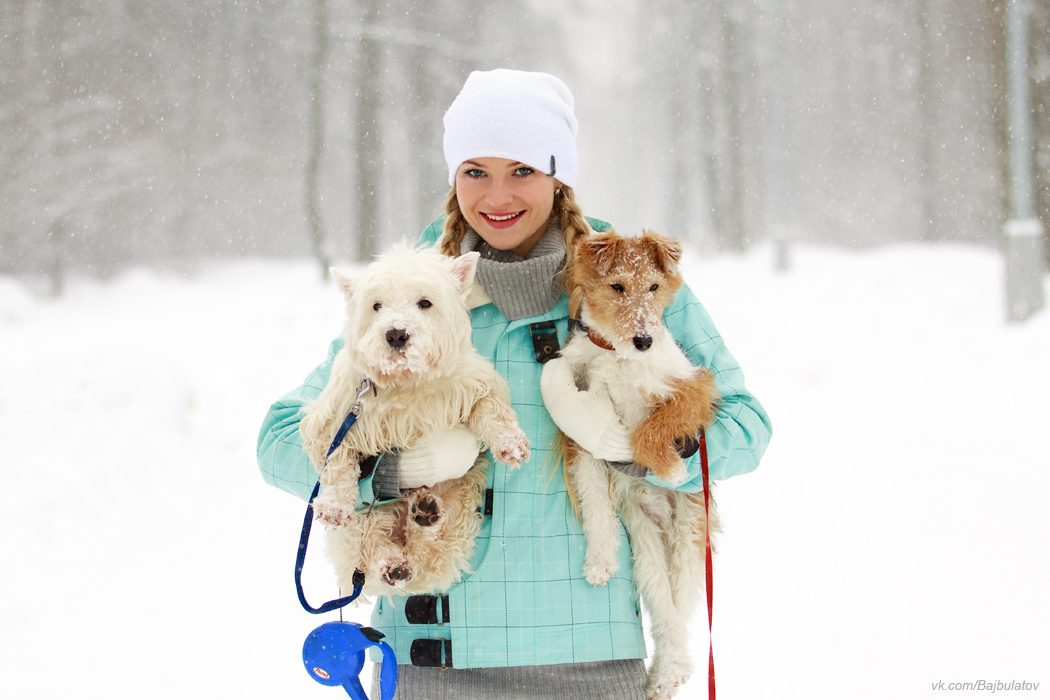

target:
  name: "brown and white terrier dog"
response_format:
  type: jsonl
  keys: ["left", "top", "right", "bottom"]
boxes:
{"left": 544, "top": 229, "right": 721, "bottom": 700}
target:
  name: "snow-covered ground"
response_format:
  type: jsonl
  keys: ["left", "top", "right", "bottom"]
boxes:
{"left": 1, "top": 243, "right": 1047, "bottom": 699}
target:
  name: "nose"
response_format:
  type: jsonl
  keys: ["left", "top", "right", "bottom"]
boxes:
{"left": 484, "top": 176, "right": 514, "bottom": 207}
{"left": 632, "top": 335, "right": 653, "bottom": 352}
{"left": 386, "top": 328, "right": 410, "bottom": 350}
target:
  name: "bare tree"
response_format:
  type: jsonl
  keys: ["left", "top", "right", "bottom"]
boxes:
{"left": 916, "top": 0, "right": 937, "bottom": 242}
{"left": 350, "top": 0, "right": 383, "bottom": 262}
{"left": 306, "top": 0, "right": 333, "bottom": 277}
{"left": 1031, "top": 0, "right": 1050, "bottom": 263}
{"left": 705, "top": 0, "right": 753, "bottom": 252}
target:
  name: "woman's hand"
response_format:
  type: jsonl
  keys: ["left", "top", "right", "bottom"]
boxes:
{"left": 395, "top": 424, "right": 483, "bottom": 490}
{"left": 540, "top": 356, "right": 634, "bottom": 463}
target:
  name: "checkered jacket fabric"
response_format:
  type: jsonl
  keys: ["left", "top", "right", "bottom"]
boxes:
{"left": 256, "top": 216, "right": 772, "bottom": 668}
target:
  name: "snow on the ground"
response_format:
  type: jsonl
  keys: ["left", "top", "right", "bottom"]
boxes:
{"left": 1, "top": 243, "right": 1047, "bottom": 699}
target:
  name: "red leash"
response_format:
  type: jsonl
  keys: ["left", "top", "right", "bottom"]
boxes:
{"left": 699, "top": 432, "right": 715, "bottom": 700}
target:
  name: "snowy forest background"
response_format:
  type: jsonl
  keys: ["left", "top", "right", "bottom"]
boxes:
{"left": 4, "top": 3, "right": 1050, "bottom": 698}
{"left": 3, "top": 0, "right": 1050, "bottom": 287}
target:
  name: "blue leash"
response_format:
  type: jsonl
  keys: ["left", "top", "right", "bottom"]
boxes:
{"left": 293, "top": 377, "right": 399, "bottom": 700}
{"left": 295, "top": 402, "right": 366, "bottom": 614}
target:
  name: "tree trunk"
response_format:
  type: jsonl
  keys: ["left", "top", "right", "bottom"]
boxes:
{"left": 353, "top": 0, "right": 382, "bottom": 262}
{"left": 917, "top": 0, "right": 938, "bottom": 242}
{"left": 306, "top": 0, "right": 331, "bottom": 278}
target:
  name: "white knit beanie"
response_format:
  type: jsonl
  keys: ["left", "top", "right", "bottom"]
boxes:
{"left": 443, "top": 69, "right": 579, "bottom": 188}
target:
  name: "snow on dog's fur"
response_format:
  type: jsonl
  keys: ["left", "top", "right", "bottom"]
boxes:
{"left": 300, "top": 245, "right": 530, "bottom": 597}
{"left": 550, "top": 229, "right": 721, "bottom": 700}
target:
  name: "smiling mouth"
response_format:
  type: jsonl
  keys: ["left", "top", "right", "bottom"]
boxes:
{"left": 483, "top": 211, "right": 523, "bottom": 222}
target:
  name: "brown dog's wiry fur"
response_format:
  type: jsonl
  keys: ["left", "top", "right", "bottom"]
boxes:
{"left": 547, "top": 229, "right": 721, "bottom": 700}
{"left": 300, "top": 246, "right": 529, "bottom": 598}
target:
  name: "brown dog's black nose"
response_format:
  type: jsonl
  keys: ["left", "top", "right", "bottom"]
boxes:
{"left": 633, "top": 335, "right": 653, "bottom": 351}
{"left": 386, "top": 328, "right": 410, "bottom": 349}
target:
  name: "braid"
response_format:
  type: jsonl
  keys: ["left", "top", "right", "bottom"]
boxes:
{"left": 555, "top": 186, "right": 592, "bottom": 318}
{"left": 437, "top": 186, "right": 468, "bottom": 257}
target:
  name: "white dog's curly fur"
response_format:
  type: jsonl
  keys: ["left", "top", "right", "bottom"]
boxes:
{"left": 300, "top": 246, "right": 530, "bottom": 597}
{"left": 553, "top": 229, "right": 721, "bottom": 700}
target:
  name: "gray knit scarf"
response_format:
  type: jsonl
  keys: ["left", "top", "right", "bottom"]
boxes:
{"left": 460, "top": 222, "right": 565, "bottom": 320}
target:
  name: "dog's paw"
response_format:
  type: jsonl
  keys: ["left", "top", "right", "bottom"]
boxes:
{"left": 584, "top": 564, "right": 617, "bottom": 587}
{"left": 665, "top": 460, "right": 688, "bottom": 487}
{"left": 491, "top": 428, "right": 530, "bottom": 469}
{"left": 379, "top": 558, "right": 414, "bottom": 588}
{"left": 408, "top": 489, "right": 443, "bottom": 528}
{"left": 312, "top": 494, "right": 356, "bottom": 529}
{"left": 583, "top": 550, "right": 619, "bottom": 586}
{"left": 644, "top": 456, "right": 687, "bottom": 487}
{"left": 646, "top": 656, "right": 691, "bottom": 700}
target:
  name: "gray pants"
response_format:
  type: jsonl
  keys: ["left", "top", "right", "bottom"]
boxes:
{"left": 373, "top": 659, "right": 647, "bottom": 699}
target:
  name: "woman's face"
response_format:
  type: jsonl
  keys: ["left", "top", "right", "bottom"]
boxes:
{"left": 454, "top": 157, "right": 559, "bottom": 257}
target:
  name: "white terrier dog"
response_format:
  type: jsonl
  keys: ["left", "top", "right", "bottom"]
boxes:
{"left": 300, "top": 246, "right": 530, "bottom": 597}
{"left": 542, "top": 229, "right": 721, "bottom": 700}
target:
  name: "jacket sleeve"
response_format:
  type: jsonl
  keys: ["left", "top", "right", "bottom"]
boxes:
{"left": 256, "top": 336, "right": 344, "bottom": 502}
{"left": 653, "top": 283, "right": 772, "bottom": 490}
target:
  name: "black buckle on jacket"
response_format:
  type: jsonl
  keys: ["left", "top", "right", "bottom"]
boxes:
{"left": 528, "top": 321, "right": 559, "bottom": 364}
{"left": 405, "top": 594, "right": 450, "bottom": 625}
{"left": 410, "top": 638, "right": 453, "bottom": 669}
{"left": 477, "top": 488, "right": 493, "bottom": 517}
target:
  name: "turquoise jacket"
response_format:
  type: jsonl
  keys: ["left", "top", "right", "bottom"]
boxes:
{"left": 257, "top": 216, "right": 772, "bottom": 668}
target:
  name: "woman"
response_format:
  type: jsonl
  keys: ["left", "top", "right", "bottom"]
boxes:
{"left": 257, "top": 68, "right": 771, "bottom": 699}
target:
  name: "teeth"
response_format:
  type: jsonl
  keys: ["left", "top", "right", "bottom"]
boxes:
{"left": 486, "top": 212, "right": 520, "bottom": 221}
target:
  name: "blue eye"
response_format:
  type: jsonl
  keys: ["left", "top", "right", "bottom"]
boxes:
{"left": 463, "top": 168, "right": 485, "bottom": 179}
{"left": 515, "top": 166, "right": 535, "bottom": 177}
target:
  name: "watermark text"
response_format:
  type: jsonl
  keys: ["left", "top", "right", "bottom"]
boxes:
{"left": 931, "top": 680, "right": 1040, "bottom": 693}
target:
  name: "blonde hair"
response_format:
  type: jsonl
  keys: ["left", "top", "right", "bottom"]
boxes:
{"left": 436, "top": 185, "right": 593, "bottom": 316}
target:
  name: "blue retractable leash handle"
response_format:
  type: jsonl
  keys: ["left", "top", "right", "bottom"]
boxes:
{"left": 303, "top": 622, "right": 398, "bottom": 700}
{"left": 295, "top": 379, "right": 398, "bottom": 700}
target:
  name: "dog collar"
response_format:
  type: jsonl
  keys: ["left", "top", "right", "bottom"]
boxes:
{"left": 569, "top": 317, "right": 616, "bottom": 352}
{"left": 586, "top": 328, "right": 616, "bottom": 352}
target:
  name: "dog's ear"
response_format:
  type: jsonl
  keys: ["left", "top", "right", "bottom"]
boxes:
{"left": 450, "top": 252, "right": 480, "bottom": 295}
{"left": 641, "top": 229, "right": 683, "bottom": 274}
{"left": 330, "top": 268, "right": 356, "bottom": 299}
{"left": 578, "top": 231, "right": 621, "bottom": 276}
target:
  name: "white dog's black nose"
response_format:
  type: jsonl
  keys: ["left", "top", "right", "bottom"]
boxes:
{"left": 386, "top": 328, "right": 410, "bottom": 350}
{"left": 633, "top": 335, "right": 653, "bottom": 351}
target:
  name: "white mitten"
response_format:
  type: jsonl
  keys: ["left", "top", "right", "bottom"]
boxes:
{"left": 540, "top": 356, "right": 634, "bottom": 463}
{"left": 396, "top": 424, "right": 482, "bottom": 490}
